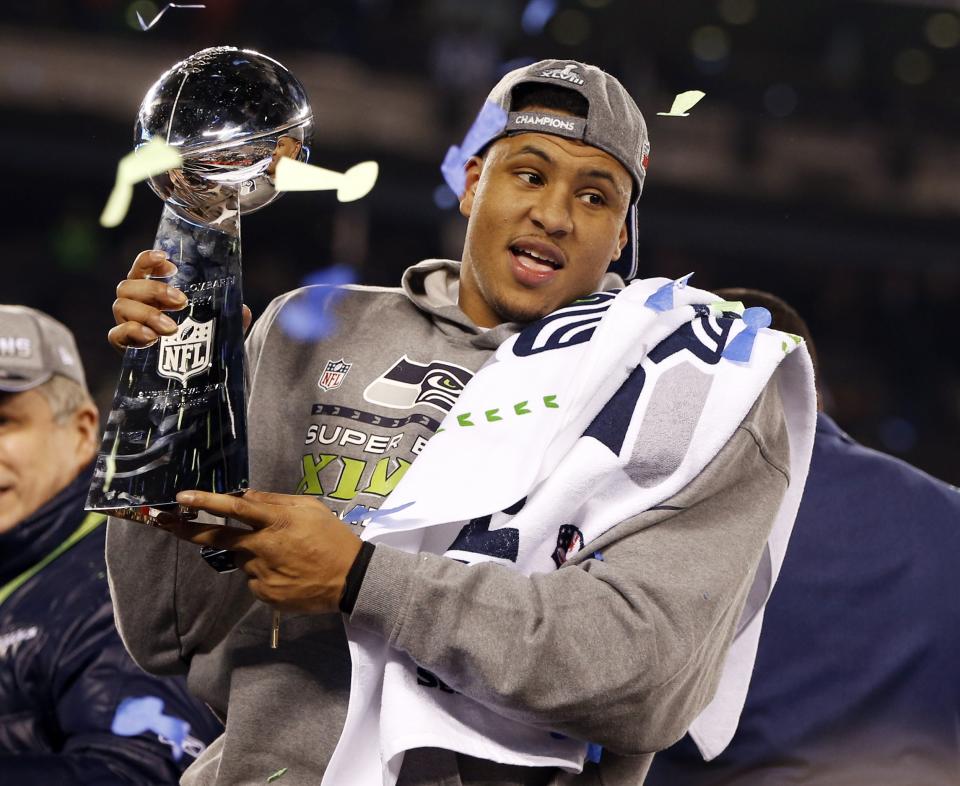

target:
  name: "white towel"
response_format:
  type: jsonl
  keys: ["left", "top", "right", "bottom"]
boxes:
{"left": 323, "top": 277, "right": 817, "bottom": 785}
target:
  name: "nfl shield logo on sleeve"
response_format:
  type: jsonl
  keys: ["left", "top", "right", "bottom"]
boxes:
{"left": 318, "top": 358, "right": 352, "bottom": 391}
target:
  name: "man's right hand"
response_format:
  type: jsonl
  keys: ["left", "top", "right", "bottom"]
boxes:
{"left": 108, "top": 250, "right": 251, "bottom": 352}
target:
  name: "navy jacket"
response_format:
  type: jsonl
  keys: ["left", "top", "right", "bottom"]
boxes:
{"left": 0, "top": 467, "right": 222, "bottom": 783}
{"left": 646, "top": 414, "right": 960, "bottom": 785}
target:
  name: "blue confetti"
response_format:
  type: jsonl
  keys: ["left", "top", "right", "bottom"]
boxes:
{"left": 592, "top": 550, "right": 605, "bottom": 561}
{"left": 441, "top": 101, "right": 509, "bottom": 197}
{"left": 644, "top": 273, "right": 694, "bottom": 312}
{"left": 302, "top": 266, "right": 356, "bottom": 289}
{"left": 276, "top": 264, "right": 357, "bottom": 342}
{"left": 111, "top": 696, "right": 189, "bottom": 760}
{"left": 721, "top": 306, "right": 771, "bottom": 364}
{"left": 586, "top": 742, "right": 604, "bottom": 763}
{"left": 521, "top": 0, "right": 557, "bottom": 35}
{"left": 342, "top": 501, "right": 416, "bottom": 525}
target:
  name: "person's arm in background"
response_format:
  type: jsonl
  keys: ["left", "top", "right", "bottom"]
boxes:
{"left": 349, "top": 383, "right": 790, "bottom": 754}
{"left": 0, "top": 595, "right": 223, "bottom": 783}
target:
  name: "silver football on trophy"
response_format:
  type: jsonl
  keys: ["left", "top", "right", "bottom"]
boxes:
{"left": 135, "top": 46, "right": 313, "bottom": 228}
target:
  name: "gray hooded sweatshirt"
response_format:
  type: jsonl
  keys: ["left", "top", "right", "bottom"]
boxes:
{"left": 106, "top": 260, "right": 791, "bottom": 786}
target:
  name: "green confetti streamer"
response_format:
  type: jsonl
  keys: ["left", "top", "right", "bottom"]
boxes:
{"left": 711, "top": 300, "right": 745, "bottom": 316}
{"left": 100, "top": 138, "right": 183, "bottom": 227}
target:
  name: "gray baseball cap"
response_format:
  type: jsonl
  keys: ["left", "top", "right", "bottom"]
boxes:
{"left": 487, "top": 59, "right": 650, "bottom": 202}
{"left": 442, "top": 59, "right": 649, "bottom": 279}
{"left": 0, "top": 306, "right": 87, "bottom": 393}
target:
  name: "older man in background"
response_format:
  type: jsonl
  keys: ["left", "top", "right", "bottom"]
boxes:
{"left": 0, "top": 305, "right": 222, "bottom": 783}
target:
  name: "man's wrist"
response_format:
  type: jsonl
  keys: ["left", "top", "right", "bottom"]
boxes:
{"left": 339, "top": 540, "right": 376, "bottom": 614}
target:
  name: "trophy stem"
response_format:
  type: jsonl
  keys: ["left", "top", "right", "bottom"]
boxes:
{"left": 87, "top": 200, "right": 249, "bottom": 513}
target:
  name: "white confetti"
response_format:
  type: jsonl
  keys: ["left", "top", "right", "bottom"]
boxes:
{"left": 656, "top": 90, "right": 706, "bottom": 117}
{"left": 275, "top": 159, "right": 379, "bottom": 203}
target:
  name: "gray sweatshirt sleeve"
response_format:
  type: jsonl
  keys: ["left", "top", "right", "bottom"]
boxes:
{"left": 348, "top": 382, "right": 791, "bottom": 755}
{"left": 106, "top": 523, "right": 253, "bottom": 676}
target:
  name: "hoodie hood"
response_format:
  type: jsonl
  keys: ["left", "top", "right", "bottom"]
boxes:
{"left": 400, "top": 259, "right": 517, "bottom": 349}
{"left": 400, "top": 258, "right": 625, "bottom": 349}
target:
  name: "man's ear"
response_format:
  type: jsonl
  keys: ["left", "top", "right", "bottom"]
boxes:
{"left": 69, "top": 402, "right": 100, "bottom": 467}
{"left": 610, "top": 219, "right": 628, "bottom": 261}
{"left": 459, "top": 156, "right": 484, "bottom": 218}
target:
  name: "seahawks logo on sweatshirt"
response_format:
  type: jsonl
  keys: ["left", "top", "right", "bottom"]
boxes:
{"left": 363, "top": 355, "right": 473, "bottom": 413}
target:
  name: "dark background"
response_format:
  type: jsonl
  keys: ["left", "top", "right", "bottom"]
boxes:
{"left": 1, "top": 0, "right": 957, "bottom": 483}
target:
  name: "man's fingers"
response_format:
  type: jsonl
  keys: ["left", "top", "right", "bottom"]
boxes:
{"left": 242, "top": 489, "right": 321, "bottom": 509}
{"left": 108, "top": 251, "right": 188, "bottom": 352}
{"left": 176, "top": 490, "right": 275, "bottom": 529}
{"left": 116, "top": 277, "right": 188, "bottom": 312}
{"left": 178, "top": 524, "right": 249, "bottom": 551}
{"left": 108, "top": 321, "right": 159, "bottom": 352}
{"left": 158, "top": 517, "right": 225, "bottom": 541}
{"left": 108, "top": 296, "right": 179, "bottom": 353}
{"left": 128, "top": 249, "right": 178, "bottom": 280}
{"left": 242, "top": 305, "right": 252, "bottom": 335}
{"left": 112, "top": 295, "right": 182, "bottom": 336}
{"left": 152, "top": 510, "right": 252, "bottom": 549}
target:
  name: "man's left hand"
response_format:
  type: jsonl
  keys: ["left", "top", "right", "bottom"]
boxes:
{"left": 162, "top": 489, "right": 363, "bottom": 614}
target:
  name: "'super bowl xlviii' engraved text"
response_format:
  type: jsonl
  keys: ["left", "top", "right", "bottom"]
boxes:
{"left": 136, "top": 383, "right": 223, "bottom": 401}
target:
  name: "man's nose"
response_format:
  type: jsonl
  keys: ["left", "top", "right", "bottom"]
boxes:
{"left": 529, "top": 188, "right": 573, "bottom": 236}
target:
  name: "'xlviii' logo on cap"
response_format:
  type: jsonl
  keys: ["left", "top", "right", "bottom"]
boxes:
{"left": 158, "top": 317, "right": 214, "bottom": 385}
{"left": 539, "top": 63, "right": 585, "bottom": 86}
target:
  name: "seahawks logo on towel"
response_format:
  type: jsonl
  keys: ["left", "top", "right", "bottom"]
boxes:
{"left": 648, "top": 310, "right": 736, "bottom": 366}
{"left": 363, "top": 355, "right": 474, "bottom": 413}
{"left": 513, "top": 291, "right": 618, "bottom": 357}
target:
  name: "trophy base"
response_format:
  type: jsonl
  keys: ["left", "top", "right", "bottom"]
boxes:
{"left": 100, "top": 502, "right": 193, "bottom": 526}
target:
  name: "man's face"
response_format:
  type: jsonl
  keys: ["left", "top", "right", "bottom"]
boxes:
{"left": 0, "top": 389, "right": 96, "bottom": 533}
{"left": 457, "top": 128, "right": 632, "bottom": 327}
{"left": 267, "top": 135, "right": 304, "bottom": 176}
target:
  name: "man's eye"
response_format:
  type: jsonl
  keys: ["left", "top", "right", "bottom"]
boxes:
{"left": 518, "top": 172, "right": 543, "bottom": 186}
{"left": 579, "top": 192, "right": 606, "bottom": 206}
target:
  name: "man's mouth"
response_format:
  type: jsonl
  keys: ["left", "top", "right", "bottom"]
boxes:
{"left": 509, "top": 243, "right": 564, "bottom": 272}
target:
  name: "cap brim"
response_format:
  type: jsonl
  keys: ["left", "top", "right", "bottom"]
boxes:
{"left": 0, "top": 370, "right": 53, "bottom": 394}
